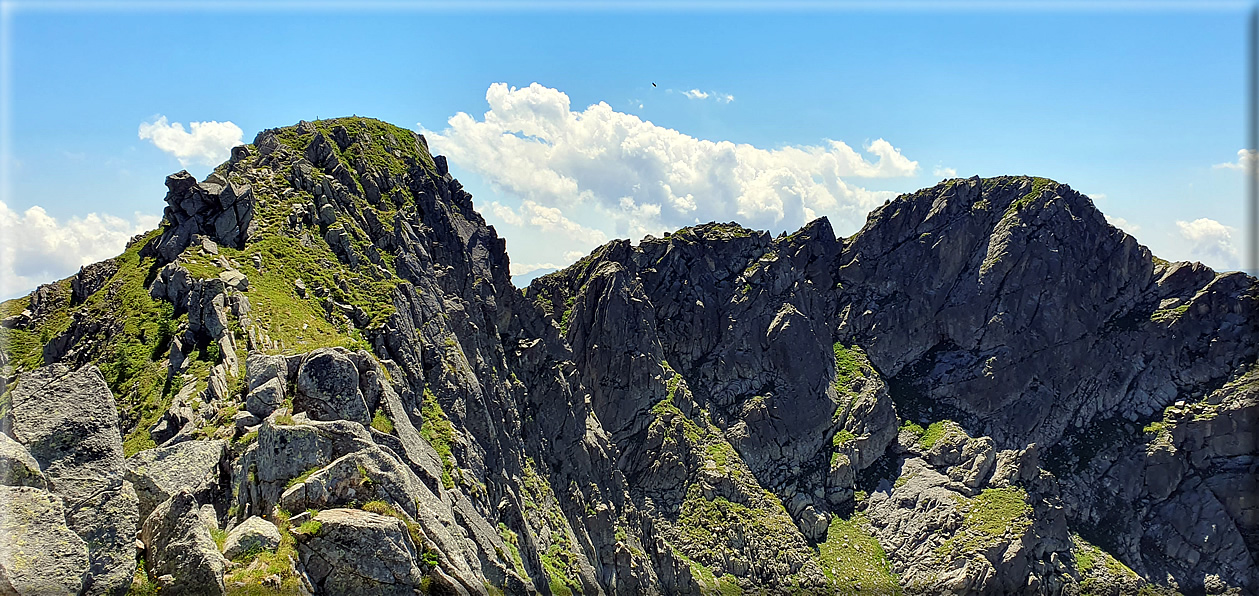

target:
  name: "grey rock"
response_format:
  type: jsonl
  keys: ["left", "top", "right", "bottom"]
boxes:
{"left": 295, "top": 508, "right": 425, "bottom": 595}
{"left": 0, "top": 486, "right": 90, "bottom": 595}
{"left": 149, "top": 262, "right": 193, "bottom": 309}
{"left": 4, "top": 364, "right": 127, "bottom": 502}
{"left": 71, "top": 258, "right": 119, "bottom": 305}
{"left": 221, "top": 516, "right": 282, "bottom": 560}
{"left": 245, "top": 377, "right": 285, "bottom": 418}
{"left": 0, "top": 432, "right": 46, "bottom": 488}
{"left": 126, "top": 439, "right": 228, "bottom": 523}
{"left": 3, "top": 364, "right": 139, "bottom": 595}
{"left": 141, "top": 491, "right": 227, "bottom": 596}
{"left": 294, "top": 348, "right": 369, "bottom": 425}
{"left": 68, "top": 480, "right": 140, "bottom": 596}
{"left": 218, "top": 270, "right": 248, "bottom": 292}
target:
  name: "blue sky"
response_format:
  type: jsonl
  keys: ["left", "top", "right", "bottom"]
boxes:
{"left": 1, "top": 2, "right": 1253, "bottom": 297}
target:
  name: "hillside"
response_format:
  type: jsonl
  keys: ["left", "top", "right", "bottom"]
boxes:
{"left": 0, "top": 116, "right": 1255, "bottom": 596}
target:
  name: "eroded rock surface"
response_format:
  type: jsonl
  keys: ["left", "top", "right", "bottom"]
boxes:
{"left": 3, "top": 118, "right": 1254, "bottom": 595}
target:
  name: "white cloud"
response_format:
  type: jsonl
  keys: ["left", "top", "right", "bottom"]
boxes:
{"left": 680, "top": 88, "right": 733, "bottom": 103}
{"left": 1175, "top": 218, "right": 1240, "bottom": 270}
{"left": 1088, "top": 193, "right": 1107, "bottom": 201}
{"left": 1104, "top": 214, "right": 1139, "bottom": 234}
{"left": 933, "top": 166, "right": 957, "bottom": 178}
{"left": 422, "top": 82, "right": 917, "bottom": 255}
{"left": 1212, "top": 149, "right": 1257, "bottom": 171}
{"left": 509, "top": 262, "right": 562, "bottom": 276}
{"left": 139, "top": 115, "right": 243, "bottom": 167}
{"left": 489, "top": 199, "right": 608, "bottom": 247}
{"left": 0, "top": 201, "right": 160, "bottom": 299}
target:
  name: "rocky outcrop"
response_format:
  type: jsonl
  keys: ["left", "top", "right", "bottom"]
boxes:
{"left": 140, "top": 491, "right": 227, "bottom": 596}
{"left": 294, "top": 508, "right": 426, "bottom": 595}
{"left": 5, "top": 118, "right": 1254, "bottom": 595}
{"left": 0, "top": 486, "right": 90, "bottom": 595}
{"left": 294, "top": 348, "right": 370, "bottom": 425}
{"left": 144, "top": 169, "right": 257, "bottom": 261}
{"left": 2, "top": 363, "right": 138, "bottom": 596}
{"left": 221, "top": 516, "right": 281, "bottom": 560}
{"left": 0, "top": 433, "right": 46, "bottom": 488}
{"left": 126, "top": 439, "right": 229, "bottom": 523}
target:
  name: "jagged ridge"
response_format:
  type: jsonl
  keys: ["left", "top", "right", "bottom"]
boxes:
{"left": 0, "top": 117, "right": 1255, "bottom": 596}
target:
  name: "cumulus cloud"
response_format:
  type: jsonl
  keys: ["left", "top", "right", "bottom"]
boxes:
{"left": 1175, "top": 218, "right": 1240, "bottom": 269}
{"left": 139, "top": 115, "right": 243, "bottom": 167}
{"left": 0, "top": 201, "right": 160, "bottom": 299}
{"left": 933, "top": 166, "right": 957, "bottom": 178}
{"left": 423, "top": 82, "right": 917, "bottom": 256}
{"left": 491, "top": 199, "right": 608, "bottom": 246}
{"left": 1212, "top": 149, "right": 1257, "bottom": 171}
{"left": 682, "top": 89, "right": 709, "bottom": 100}
{"left": 1104, "top": 214, "right": 1139, "bottom": 234}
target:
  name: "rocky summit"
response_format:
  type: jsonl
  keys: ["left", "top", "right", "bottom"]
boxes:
{"left": 0, "top": 116, "right": 1255, "bottom": 596}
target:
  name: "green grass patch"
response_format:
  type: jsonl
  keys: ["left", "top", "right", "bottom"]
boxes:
{"left": 937, "top": 487, "right": 1032, "bottom": 557}
{"left": 815, "top": 514, "right": 900, "bottom": 594}
{"left": 1150, "top": 304, "right": 1189, "bottom": 324}
{"left": 1005, "top": 177, "right": 1054, "bottom": 216}
{"left": 497, "top": 522, "right": 530, "bottom": 581}
{"left": 919, "top": 420, "right": 958, "bottom": 450}
{"left": 832, "top": 343, "right": 861, "bottom": 395}
{"left": 285, "top": 465, "right": 323, "bottom": 490}
{"left": 419, "top": 387, "right": 457, "bottom": 489}
{"left": 900, "top": 420, "right": 926, "bottom": 441}
{"left": 221, "top": 508, "right": 305, "bottom": 594}
{"left": 370, "top": 408, "right": 394, "bottom": 434}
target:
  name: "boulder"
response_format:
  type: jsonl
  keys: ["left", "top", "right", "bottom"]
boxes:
{"left": 4, "top": 364, "right": 127, "bottom": 502}
{"left": 219, "top": 270, "right": 248, "bottom": 292}
{"left": 0, "top": 486, "right": 90, "bottom": 595}
{"left": 294, "top": 508, "right": 425, "bottom": 595}
{"left": 294, "top": 348, "right": 369, "bottom": 425}
{"left": 244, "top": 353, "right": 289, "bottom": 418}
{"left": 221, "top": 516, "right": 282, "bottom": 560}
{"left": 3, "top": 364, "right": 139, "bottom": 596}
{"left": 0, "top": 432, "right": 46, "bottom": 488}
{"left": 126, "top": 439, "right": 229, "bottom": 523}
{"left": 141, "top": 491, "right": 227, "bottom": 596}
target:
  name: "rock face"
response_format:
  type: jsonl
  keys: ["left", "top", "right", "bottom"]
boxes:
{"left": 0, "top": 486, "right": 90, "bottom": 595}
{"left": 295, "top": 508, "right": 426, "bottom": 595}
{"left": 2, "top": 364, "right": 138, "bottom": 596}
{"left": 4, "top": 117, "right": 1255, "bottom": 595}
{"left": 126, "top": 439, "right": 229, "bottom": 523}
{"left": 140, "top": 491, "right": 227, "bottom": 596}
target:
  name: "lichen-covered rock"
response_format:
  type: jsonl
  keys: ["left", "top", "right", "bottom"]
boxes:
{"left": 294, "top": 508, "right": 425, "bottom": 595}
{"left": 221, "top": 516, "right": 281, "bottom": 560}
{"left": 126, "top": 439, "right": 228, "bottom": 523}
{"left": 0, "top": 486, "right": 90, "bottom": 595}
{"left": 295, "top": 348, "right": 369, "bottom": 425}
{"left": 140, "top": 491, "right": 227, "bottom": 596}
{"left": 3, "top": 363, "right": 138, "bottom": 596}
{"left": 0, "top": 432, "right": 46, "bottom": 488}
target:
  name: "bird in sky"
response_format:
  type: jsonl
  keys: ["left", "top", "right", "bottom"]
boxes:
{"left": 652, "top": 82, "right": 656, "bottom": 87}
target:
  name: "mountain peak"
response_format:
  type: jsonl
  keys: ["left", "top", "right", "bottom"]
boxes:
{"left": 1, "top": 116, "right": 1255, "bottom": 596}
